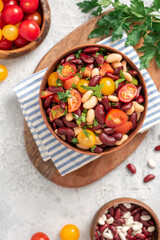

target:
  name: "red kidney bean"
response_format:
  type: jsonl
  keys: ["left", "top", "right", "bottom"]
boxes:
{"left": 155, "top": 145, "right": 160, "bottom": 151}
{"left": 86, "top": 63, "right": 94, "bottom": 69}
{"left": 111, "top": 132, "right": 123, "bottom": 141}
{"left": 108, "top": 206, "right": 115, "bottom": 216}
{"left": 129, "top": 204, "right": 136, "bottom": 211}
{"left": 74, "top": 108, "right": 81, "bottom": 117}
{"left": 70, "top": 58, "right": 83, "bottom": 65}
{"left": 112, "top": 223, "right": 119, "bottom": 226}
{"left": 135, "top": 85, "right": 142, "bottom": 99}
{"left": 106, "top": 213, "right": 112, "bottom": 218}
{"left": 99, "top": 223, "right": 109, "bottom": 234}
{"left": 142, "top": 227, "right": 149, "bottom": 237}
{"left": 65, "top": 53, "right": 75, "bottom": 62}
{"left": 60, "top": 58, "right": 65, "bottom": 65}
{"left": 103, "top": 127, "right": 114, "bottom": 135}
{"left": 43, "top": 95, "right": 53, "bottom": 109}
{"left": 134, "top": 212, "right": 140, "bottom": 221}
{"left": 47, "top": 108, "right": 51, "bottom": 115}
{"left": 148, "top": 220, "right": 154, "bottom": 226}
{"left": 119, "top": 204, "right": 128, "bottom": 212}
{"left": 141, "top": 210, "right": 149, "bottom": 215}
{"left": 114, "top": 234, "right": 120, "bottom": 240}
{"left": 48, "top": 86, "right": 64, "bottom": 94}
{"left": 99, "top": 236, "right": 105, "bottom": 240}
{"left": 89, "top": 75, "right": 102, "bottom": 87}
{"left": 115, "top": 81, "right": 125, "bottom": 92}
{"left": 136, "top": 94, "right": 144, "bottom": 104}
{"left": 129, "top": 236, "right": 136, "bottom": 240}
{"left": 62, "top": 116, "right": 77, "bottom": 128}
{"left": 135, "top": 233, "right": 146, "bottom": 239}
{"left": 131, "top": 207, "right": 141, "bottom": 216}
{"left": 83, "top": 46, "right": 100, "bottom": 53}
{"left": 92, "top": 123, "right": 104, "bottom": 130}
{"left": 100, "top": 144, "right": 107, "bottom": 148}
{"left": 140, "top": 220, "right": 150, "bottom": 228}
{"left": 95, "top": 231, "right": 99, "bottom": 240}
{"left": 105, "top": 72, "right": 120, "bottom": 80}
{"left": 94, "top": 146, "right": 103, "bottom": 153}
{"left": 127, "top": 163, "right": 136, "bottom": 174}
{"left": 95, "top": 104, "right": 105, "bottom": 124}
{"left": 115, "top": 102, "right": 123, "bottom": 109}
{"left": 92, "top": 53, "right": 104, "bottom": 65}
{"left": 100, "top": 96, "right": 110, "bottom": 111}
{"left": 60, "top": 101, "right": 67, "bottom": 110}
{"left": 129, "top": 112, "right": 137, "bottom": 130}
{"left": 52, "top": 121, "right": 56, "bottom": 130}
{"left": 127, "top": 228, "right": 132, "bottom": 236}
{"left": 144, "top": 174, "right": 155, "bottom": 182}
{"left": 114, "top": 66, "right": 124, "bottom": 75}
{"left": 109, "top": 225, "right": 117, "bottom": 235}
{"left": 55, "top": 119, "right": 64, "bottom": 128}
{"left": 80, "top": 53, "right": 94, "bottom": 64}
{"left": 114, "top": 207, "right": 121, "bottom": 219}
{"left": 121, "top": 102, "right": 133, "bottom": 111}
{"left": 128, "top": 69, "right": 138, "bottom": 76}
{"left": 66, "top": 135, "right": 74, "bottom": 144}
{"left": 57, "top": 127, "right": 74, "bottom": 136}
{"left": 114, "top": 218, "right": 125, "bottom": 225}
{"left": 100, "top": 133, "right": 116, "bottom": 146}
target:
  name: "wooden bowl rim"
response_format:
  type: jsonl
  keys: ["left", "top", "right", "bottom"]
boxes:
{"left": 39, "top": 44, "right": 148, "bottom": 156}
{"left": 90, "top": 197, "right": 160, "bottom": 240}
{"left": 0, "top": 0, "right": 51, "bottom": 58}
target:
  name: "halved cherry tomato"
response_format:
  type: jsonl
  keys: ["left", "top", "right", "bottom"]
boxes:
{"left": 49, "top": 105, "right": 64, "bottom": 122}
{"left": 105, "top": 109, "right": 128, "bottom": 128}
{"left": 118, "top": 83, "right": 138, "bottom": 103}
{"left": 31, "top": 232, "right": 50, "bottom": 240}
{"left": 40, "top": 90, "right": 53, "bottom": 99}
{"left": 114, "top": 121, "right": 133, "bottom": 134}
{"left": 57, "top": 63, "right": 76, "bottom": 81}
{"left": 77, "top": 129, "right": 96, "bottom": 148}
{"left": 60, "top": 224, "right": 80, "bottom": 240}
{"left": 53, "top": 94, "right": 60, "bottom": 103}
{"left": 64, "top": 76, "right": 80, "bottom": 90}
{"left": 68, "top": 89, "right": 81, "bottom": 113}
{"left": 47, "top": 72, "right": 59, "bottom": 87}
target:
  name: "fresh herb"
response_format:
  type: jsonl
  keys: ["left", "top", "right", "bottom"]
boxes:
{"left": 57, "top": 90, "right": 72, "bottom": 102}
{"left": 75, "top": 72, "right": 82, "bottom": 78}
{"left": 73, "top": 112, "right": 87, "bottom": 125}
{"left": 115, "top": 70, "right": 125, "bottom": 89}
{"left": 91, "top": 145, "right": 97, "bottom": 152}
{"left": 93, "top": 118, "right": 98, "bottom": 126}
{"left": 126, "top": 77, "right": 138, "bottom": 85}
{"left": 71, "top": 83, "right": 77, "bottom": 89}
{"left": 77, "top": 0, "right": 160, "bottom": 69}
{"left": 51, "top": 110, "right": 57, "bottom": 117}
{"left": 104, "top": 55, "right": 107, "bottom": 60}
{"left": 81, "top": 66, "right": 86, "bottom": 72}
{"left": 75, "top": 49, "right": 82, "bottom": 58}
{"left": 95, "top": 52, "right": 100, "bottom": 57}
{"left": 80, "top": 83, "right": 104, "bottom": 98}
{"left": 64, "top": 106, "right": 68, "bottom": 115}
{"left": 57, "top": 65, "right": 64, "bottom": 74}
{"left": 112, "top": 102, "right": 116, "bottom": 106}
{"left": 56, "top": 78, "right": 63, "bottom": 86}
{"left": 94, "top": 132, "right": 99, "bottom": 136}
{"left": 83, "top": 130, "right": 91, "bottom": 138}
{"left": 72, "top": 138, "right": 79, "bottom": 144}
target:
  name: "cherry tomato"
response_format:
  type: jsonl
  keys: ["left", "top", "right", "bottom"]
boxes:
{"left": 64, "top": 76, "right": 80, "bottom": 90}
{"left": 0, "top": 29, "right": 2, "bottom": 40}
{"left": 77, "top": 79, "right": 89, "bottom": 93}
{"left": 31, "top": 232, "right": 50, "bottom": 240}
{"left": 24, "top": 11, "right": 42, "bottom": 26}
{"left": 77, "top": 130, "right": 96, "bottom": 148}
{"left": 52, "top": 94, "right": 60, "bottom": 103}
{"left": 0, "top": 38, "right": 13, "bottom": 50}
{"left": 0, "top": 12, "right": 5, "bottom": 28}
{"left": 114, "top": 121, "right": 133, "bottom": 134}
{"left": 67, "top": 89, "right": 81, "bottom": 113}
{"left": 105, "top": 109, "right": 128, "bottom": 128}
{"left": 49, "top": 105, "right": 64, "bottom": 122}
{"left": 19, "top": 20, "right": 40, "bottom": 41}
{"left": 40, "top": 90, "right": 53, "bottom": 99}
{"left": 118, "top": 83, "right": 138, "bottom": 103}
{"left": 2, "top": 5, "right": 23, "bottom": 24}
{"left": 14, "top": 35, "right": 29, "bottom": 47}
{"left": 2, "top": 25, "right": 18, "bottom": 41}
{"left": 20, "top": 0, "right": 39, "bottom": 13}
{"left": 4, "top": 0, "right": 18, "bottom": 8}
{"left": 0, "top": 0, "right": 4, "bottom": 13}
{"left": 0, "top": 65, "right": 8, "bottom": 81}
{"left": 47, "top": 72, "right": 59, "bottom": 87}
{"left": 57, "top": 63, "right": 77, "bottom": 81}
{"left": 60, "top": 224, "right": 80, "bottom": 240}
{"left": 100, "top": 77, "right": 115, "bottom": 95}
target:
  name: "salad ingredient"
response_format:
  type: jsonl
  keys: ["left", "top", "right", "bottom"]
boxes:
{"left": 64, "top": 76, "right": 80, "bottom": 90}
{"left": 2, "top": 24, "right": 18, "bottom": 41}
{"left": 19, "top": 20, "right": 40, "bottom": 41}
{"left": 0, "top": 64, "right": 8, "bottom": 81}
{"left": 118, "top": 84, "right": 138, "bottom": 103}
{"left": 20, "top": 0, "right": 39, "bottom": 14}
{"left": 31, "top": 232, "right": 50, "bottom": 240}
{"left": 115, "top": 134, "right": 128, "bottom": 145}
{"left": 77, "top": 129, "right": 96, "bottom": 147}
{"left": 67, "top": 89, "right": 81, "bottom": 112}
{"left": 114, "top": 121, "right": 133, "bottom": 134}
{"left": 0, "top": 0, "right": 3, "bottom": 13}
{"left": 14, "top": 35, "right": 28, "bottom": 47}
{"left": 2, "top": 5, "right": 23, "bottom": 24}
{"left": 100, "top": 77, "right": 115, "bottom": 95}
{"left": 60, "top": 224, "right": 80, "bottom": 240}
{"left": 49, "top": 105, "right": 64, "bottom": 122}
{"left": 77, "top": 79, "right": 89, "bottom": 93}
{"left": 24, "top": 11, "right": 42, "bottom": 26}
{"left": 144, "top": 174, "right": 155, "bottom": 183}
{"left": 126, "top": 163, "right": 136, "bottom": 174}
{"left": 105, "top": 109, "right": 128, "bottom": 128}
{"left": 47, "top": 72, "right": 59, "bottom": 87}
{"left": 57, "top": 63, "right": 77, "bottom": 81}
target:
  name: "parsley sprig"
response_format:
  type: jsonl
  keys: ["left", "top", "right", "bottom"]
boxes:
{"left": 57, "top": 90, "right": 72, "bottom": 102}
{"left": 77, "top": 0, "right": 160, "bottom": 69}
{"left": 80, "top": 83, "right": 104, "bottom": 98}
{"left": 114, "top": 70, "right": 125, "bottom": 89}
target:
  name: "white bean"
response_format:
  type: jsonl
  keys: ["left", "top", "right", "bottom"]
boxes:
{"left": 123, "top": 203, "right": 132, "bottom": 209}
{"left": 133, "top": 229, "right": 142, "bottom": 236}
{"left": 95, "top": 136, "right": 103, "bottom": 145}
{"left": 98, "top": 217, "right": 105, "bottom": 225}
{"left": 92, "top": 68, "right": 99, "bottom": 78}
{"left": 101, "top": 214, "right": 107, "bottom": 222}
{"left": 125, "top": 106, "right": 135, "bottom": 115}
{"left": 147, "top": 226, "right": 155, "bottom": 233}
{"left": 106, "top": 53, "right": 122, "bottom": 63}
{"left": 119, "top": 232, "right": 126, "bottom": 240}
{"left": 106, "top": 217, "right": 114, "bottom": 224}
{"left": 103, "top": 231, "right": 113, "bottom": 239}
{"left": 74, "top": 127, "right": 82, "bottom": 136}
{"left": 115, "top": 134, "right": 128, "bottom": 145}
{"left": 123, "top": 72, "right": 132, "bottom": 82}
{"left": 126, "top": 216, "right": 133, "bottom": 226}
{"left": 136, "top": 111, "right": 141, "bottom": 121}
{"left": 132, "top": 223, "right": 143, "bottom": 231}
{"left": 55, "top": 129, "right": 66, "bottom": 140}
{"left": 95, "top": 129, "right": 102, "bottom": 134}
{"left": 76, "top": 144, "right": 90, "bottom": 150}
{"left": 66, "top": 113, "right": 74, "bottom": 121}
{"left": 121, "top": 60, "right": 127, "bottom": 72}
{"left": 140, "top": 215, "right": 151, "bottom": 221}
{"left": 147, "top": 159, "right": 156, "bottom": 169}
{"left": 82, "top": 90, "right": 93, "bottom": 103}
{"left": 83, "top": 96, "right": 98, "bottom": 109}
{"left": 87, "top": 109, "right": 95, "bottom": 123}
{"left": 113, "top": 118, "right": 122, "bottom": 125}
{"left": 108, "top": 95, "right": 119, "bottom": 102}
{"left": 112, "top": 61, "right": 122, "bottom": 69}
{"left": 133, "top": 101, "right": 144, "bottom": 112}
{"left": 124, "top": 212, "right": 131, "bottom": 219}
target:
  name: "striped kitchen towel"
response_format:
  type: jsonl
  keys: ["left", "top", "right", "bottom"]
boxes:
{"left": 14, "top": 32, "right": 160, "bottom": 176}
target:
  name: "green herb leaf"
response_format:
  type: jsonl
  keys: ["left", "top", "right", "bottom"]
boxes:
{"left": 75, "top": 49, "right": 82, "bottom": 58}
{"left": 90, "top": 145, "right": 97, "bottom": 152}
{"left": 57, "top": 90, "right": 72, "bottom": 102}
{"left": 81, "top": 66, "right": 86, "bottom": 72}
{"left": 83, "top": 130, "right": 91, "bottom": 138}
{"left": 56, "top": 78, "right": 63, "bottom": 86}
{"left": 72, "top": 83, "right": 77, "bottom": 89}
{"left": 153, "top": 0, "right": 160, "bottom": 11}
{"left": 93, "top": 118, "right": 98, "bottom": 126}
{"left": 80, "top": 83, "right": 104, "bottom": 98}
{"left": 77, "top": 0, "right": 102, "bottom": 16}
{"left": 64, "top": 106, "right": 68, "bottom": 116}
{"left": 57, "top": 65, "right": 64, "bottom": 74}
{"left": 71, "top": 138, "right": 79, "bottom": 144}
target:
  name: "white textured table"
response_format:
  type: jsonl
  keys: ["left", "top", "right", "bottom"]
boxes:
{"left": 0, "top": 0, "right": 159, "bottom": 239}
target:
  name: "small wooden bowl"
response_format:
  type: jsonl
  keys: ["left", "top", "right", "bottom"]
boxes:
{"left": 0, "top": 0, "right": 51, "bottom": 58}
{"left": 39, "top": 44, "right": 148, "bottom": 156}
{"left": 90, "top": 197, "right": 160, "bottom": 240}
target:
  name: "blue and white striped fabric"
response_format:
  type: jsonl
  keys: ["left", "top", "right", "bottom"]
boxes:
{"left": 14, "top": 32, "right": 160, "bottom": 176}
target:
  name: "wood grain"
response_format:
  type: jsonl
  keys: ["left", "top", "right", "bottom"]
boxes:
{"left": 24, "top": 10, "right": 160, "bottom": 188}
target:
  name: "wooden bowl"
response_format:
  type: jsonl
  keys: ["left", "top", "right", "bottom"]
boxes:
{"left": 90, "top": 197, "right": 160, "bottom": 240}
{"left": 0, "top": 0, "right": 51, "bottom": 58}
{"left": 39, "top": 44, "right": 148, "bottom": 156}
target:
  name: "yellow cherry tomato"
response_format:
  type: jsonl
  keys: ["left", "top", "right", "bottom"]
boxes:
{"left": 60, "top": 224, "right": 80, "bottom": 240}
{"left": 47, "top": 72, "right": 59, "bottom": 86}
{"left": 77, "top": 129, "right": 96, "bottom": 148}
{"left": 0, "top": 29, "right": 2, "bottom": 40}
{"left": 2, "top": 25, "right": 18, "bottom": 41}
{"left": 77, "top": 79, "right": 89, "bottom": 93}
{"left": 0, "top": 65, "right": 8, "bottom": 81}
{"left": 100, "top": 77, "right": 115, "bottom": 95}
{"left": 0, "top": 0, "right": 4, "bottom": 13}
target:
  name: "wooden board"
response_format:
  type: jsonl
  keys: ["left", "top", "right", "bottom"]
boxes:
{"left": 24, "top": 11, "right": 160, "bottom": 188}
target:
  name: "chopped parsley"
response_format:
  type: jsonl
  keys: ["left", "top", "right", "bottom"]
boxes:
{"left": 71, "top": 138, "right": 79, "bottom": 144}
{"left": 91, "top": 145, "right": 97, "bottom": 152}
{"left": 80, "top": 66, "right": 86, "bottom": 72}
{"left": 93, "top": 118, "right": 98, "bottom": 126}
{"left": 80, "top": 83, "right": 104, "bottom": 98}
{"left": 75, "top": 49, "right": 82, "bottom": 58}
{"left": 57, "top": 65, "right": 64, "bottom": 74}
{"left": 73, "top": 112, "right": 87, "bottom": 126}
{"left": 83, "top": 130, "right": 91, "bottom": 138}
{"left": 57, "top": 90, "right": 72, "bottom": 102}
{"left": 56, "top": 78, "right": 63, "bottom": 86}
{"left": 114, "top": 70, "right": 125, "bottom": 89}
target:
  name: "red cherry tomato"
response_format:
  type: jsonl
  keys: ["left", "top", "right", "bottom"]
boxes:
{"left": 118, "top": 83, "right": 138, "bottom": 103}
{"left": 4, "top": 0, "right": 18, "bottom": 8}
{"left": 52, "top": 94, "right": 60, "bottom": 103}
{"left": 57, "top": 63, "right": 77, "bottom": 81}
{"left": 2, "top": 5, "right": 23, "bottom": 24}
{"left": 0, "top": 38, "right": 13, "bottom": 50}
{"left": 14, "top": 35, "right": 29, "bottom": 47}
{"left": 0, "top": 12, "right": 5, "bottom": 28}
{"left": 68, "top": 89, "right": 81, "bottom": 113}
{"left": 19, "top": 20, "right": 40, "bottom": 41}
{"left": 114, "top": 121, "right": 133, "bottom": 134}
{"left": 24, "top": 11, "right": 42, "bottom": 26}
{"left": 49, "top": 105, "right": 64, "bottom": 122}
{"left": 20, "top": 0, "right": 39, "bottom": 13}
{"left": 40, "top": 90, "right": 53, "bottom": 99}
{"left": 31, "top": 232, "right": 50, "bottom": 240}
{"left": 105, "top": 109, "right": 128, "bottom": 128}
